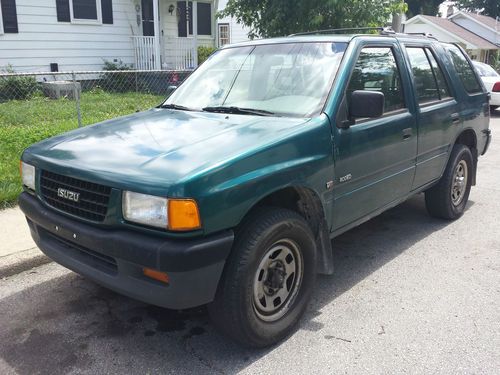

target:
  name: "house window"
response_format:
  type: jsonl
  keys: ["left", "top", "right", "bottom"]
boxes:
{"left": 1, "top": 0, "right": 19, "bottom": 34}
{"left": 56, "top": 0, "right": 113, "bottom": 24}
{"left": 177, "top": 1, "right": 212, "bottom": 37}
{"left": 72, "top": 0, "right": 98, "bottom": 20}
{"left": 218, "top": 23, "right": 230, "bottom": 46}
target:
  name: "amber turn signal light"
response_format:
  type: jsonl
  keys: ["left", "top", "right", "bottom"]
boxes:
{"left": 143, "top": 268, "right": 169, "bottom": 284}
{"left": 168, "top": 199, "right": 201, "bottom": 231}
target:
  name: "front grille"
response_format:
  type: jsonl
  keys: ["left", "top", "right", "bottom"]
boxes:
{"left": 40, "top": 170, "right": 111, "bottom": 222}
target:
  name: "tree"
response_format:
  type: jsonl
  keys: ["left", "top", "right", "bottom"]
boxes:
{"left": 457, "top": 0, "right": 500, "bottom": 18}
{"left": 219, "top": 0, "right": 406, "bottom": 39}
{"left": 405, "top": 0, "right": 442, "bottom": 17}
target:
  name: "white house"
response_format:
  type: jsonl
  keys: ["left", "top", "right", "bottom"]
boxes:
{"left": 216, "top": 0, "right": 250, "bottom": 47}
{"left": 404, "top": 12, "right": 499, "bottom": 63}
{"left": 0, "top": 0, "right": 219, "bottom": 72}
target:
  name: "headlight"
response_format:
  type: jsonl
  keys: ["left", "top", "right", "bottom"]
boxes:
{"left": 20, "top": 161, "right": 35, "bottom": 191}
{"left": 122, "top": 191, "right": 168, "bottom": 228}
{"left": 122, "top": 191, "right": 201, "bottom": 231}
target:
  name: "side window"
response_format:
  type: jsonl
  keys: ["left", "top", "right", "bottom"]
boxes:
{"left": 425, "top": 49, "right": 451, "bottom": 99}
{"left": 347, "top": 47, "right": 405, "bottom": 113}
{"left": 406, "top": 47, "right": 451, "bottom": 104}
{"left": 444, "top": 44, "right": 482, "bottom": 94}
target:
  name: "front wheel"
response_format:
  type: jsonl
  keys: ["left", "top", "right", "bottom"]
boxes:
{"left": 425, "top": 144, "right": 473, "bottom": 220}
{"left": 208, "top": 207, "right": 317, "bottom": 348}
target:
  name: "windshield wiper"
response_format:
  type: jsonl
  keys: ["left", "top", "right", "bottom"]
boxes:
{"left": 160, "top": 103, "right": 193, "bottom": 111}
{"left": 202, "top": 106, "right": 278, "bottom": 117}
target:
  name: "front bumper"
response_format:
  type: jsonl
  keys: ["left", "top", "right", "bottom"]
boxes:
{"left": 19, "top": 192, "right": 234, "bottom": 309}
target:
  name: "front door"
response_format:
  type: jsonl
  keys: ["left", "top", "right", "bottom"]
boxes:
{"left": 142, "top": 0, "right": 154, "bottom": 36}
{"left": 332, "top": 42, "right": 418, "bottom": 231}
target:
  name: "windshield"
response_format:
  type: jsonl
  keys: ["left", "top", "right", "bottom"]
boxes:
{"left": 473, "top": 62, "right": 499, "bottom": 77}
{"left": 164, "top": 42, "right": 347, "bottom": 117}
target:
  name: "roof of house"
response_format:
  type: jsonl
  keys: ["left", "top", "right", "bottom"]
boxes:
{"left": 406, "top": 15, "right": 498, "bottom": 50}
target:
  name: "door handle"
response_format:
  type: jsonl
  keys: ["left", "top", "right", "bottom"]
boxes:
{"left": 450, "top": 113, "right": 460, "bottom": 125}
{"left": 402, "top": 128, "right": 412, "bottom": 140}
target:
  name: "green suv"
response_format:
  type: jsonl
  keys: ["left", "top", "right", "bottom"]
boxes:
{"left": 19, "top": 32, "right": 491, "bottom": 347}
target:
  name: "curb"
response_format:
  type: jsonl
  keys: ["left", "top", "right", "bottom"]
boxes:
{"left": 0, "top": 248, "right": 52, "bottom": 278}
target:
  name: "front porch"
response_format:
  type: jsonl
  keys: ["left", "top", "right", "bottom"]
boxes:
{"left": 132, "top": 0, "right": 218, "bottom": 70}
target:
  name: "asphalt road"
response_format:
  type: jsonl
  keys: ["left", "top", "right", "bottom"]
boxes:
{"left": 1, "top": 114, "right": 499, "bottom": 375}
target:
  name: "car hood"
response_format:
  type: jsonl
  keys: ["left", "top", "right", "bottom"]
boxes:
{"left": 24, "top": 108, "right": 310, "bottom": 190}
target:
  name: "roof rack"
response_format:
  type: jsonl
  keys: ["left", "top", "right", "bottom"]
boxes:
{"left": 404, "top": 32, "right": 438, "bottom": 40}
{"left": 289, "top": 27, "right": 438, "bottom": 40}
{"left": 289, "top": 27, "right": 385, "bottom": 36}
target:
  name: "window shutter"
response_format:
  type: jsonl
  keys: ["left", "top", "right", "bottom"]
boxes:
{"left": 56, "top": 0, "right": 70, "bottom": 22}
{"left": 177, "top": 1, "right": 193, "bottom": 37}
{"left": 1, "top": 0, "right": 19, "bottom": 33}
{"left": 101, "top": 0, "right": 113, "bottom": 24}
{"left": 197, "top": 2, "right": 211, "bottom": 36}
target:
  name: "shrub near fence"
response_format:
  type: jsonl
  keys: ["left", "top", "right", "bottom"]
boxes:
{"left": 0, "top": 69, "right": 192, "bottom": 207}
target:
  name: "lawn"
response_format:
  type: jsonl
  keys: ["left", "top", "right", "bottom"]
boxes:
{"left": 0, "top": 90, "right": 164, "bottom": 208}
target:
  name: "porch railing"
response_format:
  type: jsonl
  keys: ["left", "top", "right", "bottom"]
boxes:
{"left": 132, "top": 36, "right": 199, "bottom": 71}
{"left": 172, "top": 37, "right": 197, "bottom": 70}
{"left": 132, "top": 36, "right": 156, "bottom": 70}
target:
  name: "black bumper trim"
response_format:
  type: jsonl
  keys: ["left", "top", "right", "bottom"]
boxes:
{"left": 19, "top": 192, "right": 234, "bottom": 272}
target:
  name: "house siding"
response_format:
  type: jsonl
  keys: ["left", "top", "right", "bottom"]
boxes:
{"left": 0, "top": 0, "right": 140, "bottom": 72}
{"left": 216, "top": 0, "right": 250, "bottom": 46}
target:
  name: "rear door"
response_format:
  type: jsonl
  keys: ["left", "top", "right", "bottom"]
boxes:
{"left": 442, "top": 44, "right": 490, "bottom": 153}
{"left": 401, "top": 43, "right": 460, "bottom": 189}
{"left": 331, "top": 40, "right": 418, "bottom": 231}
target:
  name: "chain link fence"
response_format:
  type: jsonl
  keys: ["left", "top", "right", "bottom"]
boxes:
{"left": 0, "top": 69, "right": 192, "bottom": 127}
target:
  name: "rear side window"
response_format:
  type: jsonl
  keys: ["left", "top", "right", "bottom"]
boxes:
{"left": 444, "top": 44, "right": 482, "bottom": 94}
{"left": 406, "top": 47, "right": 451, "bottom": 103}
{"left": 347, "top": 47, "right": 405, "bottom": 113}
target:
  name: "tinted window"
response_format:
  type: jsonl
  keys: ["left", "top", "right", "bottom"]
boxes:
{"left": 347, "top": 47, "right": 405, "bottom": 112}
{"left": 444, "top": 44, "right": 482, "bottom": 94}
{"left": 407, "top": 48, "right": 440, "bottom": 103}
{"left": 73, "top": 0, "right": 97, "bottom": 20}
{"left": 426, "top": 49, "right": 451, "bottom": 98}
{"left": 406, "top": 47, "right": 451, "bottom": 103}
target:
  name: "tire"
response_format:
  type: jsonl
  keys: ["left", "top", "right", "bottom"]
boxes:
{"left": 425, "top": 144, "right": 473, "bottom": 220}
{"left": 208, "top": 207, "right": 317, "bottom": 348}
{"left": 490, "top": 106, "right": 499, "bottom": 112}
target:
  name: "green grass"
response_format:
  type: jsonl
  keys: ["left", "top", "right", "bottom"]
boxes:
{"left": 0, "top": 90, "right": 164, "bottom": 208}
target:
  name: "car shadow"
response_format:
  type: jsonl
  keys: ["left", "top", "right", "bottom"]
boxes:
{"left": 0, "top": 194, "right": 474, "bottom": 374}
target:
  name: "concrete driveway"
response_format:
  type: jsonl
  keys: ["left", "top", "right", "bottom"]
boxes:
{"left": 1, "top": 114, "right": 499, "bottom": 374}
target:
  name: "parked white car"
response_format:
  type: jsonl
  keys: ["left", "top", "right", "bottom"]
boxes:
{"left": 473, "top": 62, "right": 500, "bottom": 110}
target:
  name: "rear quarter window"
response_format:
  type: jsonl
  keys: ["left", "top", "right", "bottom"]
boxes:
{"left": 444, "top": 44, "right": 483, "bottom": 94}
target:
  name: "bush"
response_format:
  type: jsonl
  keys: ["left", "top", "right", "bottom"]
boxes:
{"left": 198, "top": 46, "right": 217, "bottom": 65}
{"left": 0, "top": 65, "right": 40, "bottom": 101}
{"left": 100, "top": 59, "right": 137, "bottom": 93}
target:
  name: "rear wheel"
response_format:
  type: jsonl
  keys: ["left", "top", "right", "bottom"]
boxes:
{"left": 208, "top": 207, "right": 317, "bottom": 348}
{"left": 490, "top": 105, "right": 498, "bottom": 112}
{"left": 425, "top": 144, "right": 473, "bottom": 220}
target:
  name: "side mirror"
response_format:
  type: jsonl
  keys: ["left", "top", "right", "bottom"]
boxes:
{"left": 349, "top": 90, "right": 385, "bottom": 119}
